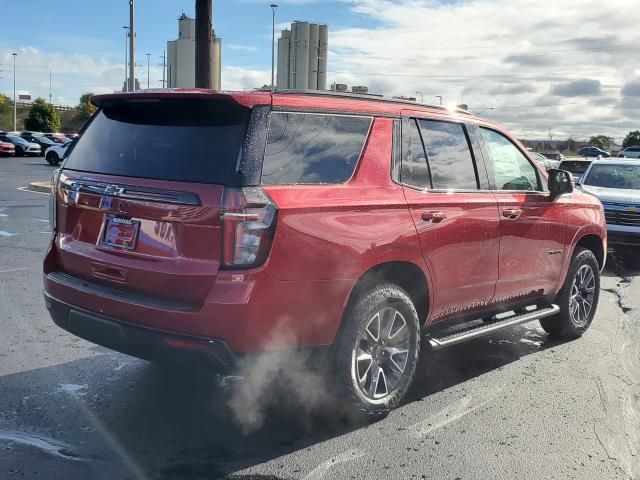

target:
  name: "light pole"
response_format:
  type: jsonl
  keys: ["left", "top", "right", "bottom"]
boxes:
{"left": 44, "top": 66, "right": 52, "bottom": 104}
{"left": 12, "top": 53, "right": 17, "bottom": 132}
{"left": 415, "top": 91, "right": 424, "bottom": 102}
{"left": 129, "top": 0, "right": 135, "bottom": 91}
{"left": 472, "top": 107, "right": 493, "bottom": 116}
{"left": 123, "top": 26, "right": 129, "bottom": 92}
{"left": 146, "top": 53, "right": 151, "bottom": 89}
{"left": 435, "top": 95, "right": 443, "bottom": 106}
{"left": 270, "top": 4, "right": 278, "bottom": 92}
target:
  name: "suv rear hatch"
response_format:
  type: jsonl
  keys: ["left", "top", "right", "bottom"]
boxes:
{"left": 50, "top": 93, "right": 269, "bottom": 306}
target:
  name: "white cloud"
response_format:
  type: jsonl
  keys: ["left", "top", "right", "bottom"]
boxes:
{"left": 326, "top": 0, "right": 640, "bottom": 140}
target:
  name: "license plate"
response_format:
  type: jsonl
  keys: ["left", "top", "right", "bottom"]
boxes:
{"left": 103, "top": 216, "right": 140, "bottom": 250}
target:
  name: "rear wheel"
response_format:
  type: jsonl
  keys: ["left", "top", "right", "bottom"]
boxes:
{"left": 46, "top": 152, "right": 60, "bottom": 165}
{"left": 333, "top": 283, "right": 420, "bottom": 419}
{"left": 540, "top": 247, "right": 600, "bottom": 339}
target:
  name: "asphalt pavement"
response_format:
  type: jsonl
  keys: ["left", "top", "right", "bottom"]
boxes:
{"left": 1, "top": 156, "right": 638, "bottom": 480}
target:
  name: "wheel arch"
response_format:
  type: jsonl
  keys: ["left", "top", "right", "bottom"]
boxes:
{"left": 574, "top": 233, "right": 605, "bottom": 270}
{"left": 338, "top": 261, "right": 431, "bottom": 341}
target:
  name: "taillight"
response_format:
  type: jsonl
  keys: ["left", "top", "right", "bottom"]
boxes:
{"left": 49, "top": 168, "right": 61, "bottom": 232}
{"left": 220, "top": 187, "right": 277, "bottom": 269}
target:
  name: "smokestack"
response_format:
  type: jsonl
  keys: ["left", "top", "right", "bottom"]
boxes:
{"left": 195, "top": 0, "right": 213, "bottom": 88}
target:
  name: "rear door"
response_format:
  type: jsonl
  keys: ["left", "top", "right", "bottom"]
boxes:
{"left": 477, "top": 127, "right": 565, "bottom": 303}
{"left": 400, "top": 115, "right": 500, "bottom": 322}
{"left": 53, "top": 96, "right": 257, "bottom": 305}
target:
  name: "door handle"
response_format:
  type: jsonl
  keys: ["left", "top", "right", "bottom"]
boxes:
{"left": 502, "top": 209, "right": 522, "bottom": 219}
{"left": 422, "top": 211, "right": 447, "bottom": 223}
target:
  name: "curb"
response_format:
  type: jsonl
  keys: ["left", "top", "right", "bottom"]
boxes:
{"left": 27, "top": 182, "right": 51, "bottom": 194}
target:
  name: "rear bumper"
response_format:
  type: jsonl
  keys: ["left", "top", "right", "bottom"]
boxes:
{"left": 44, "top": 291, "right": 237, "bottom": 372}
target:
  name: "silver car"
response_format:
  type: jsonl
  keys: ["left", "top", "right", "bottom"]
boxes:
{"left": 578, "top": 159, "right": 640, "bottom": 248}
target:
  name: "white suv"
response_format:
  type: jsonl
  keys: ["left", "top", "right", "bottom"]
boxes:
{"left": 618, "top": 146, "right": 640, "bottom": 159}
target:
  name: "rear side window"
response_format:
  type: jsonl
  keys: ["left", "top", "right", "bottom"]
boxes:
{"left": 480, "top": 128, "right": 540, "bottom": 191}
{"left": 64, "top": 98, "right": 249, "bottom": 184}
{"left": 262, "top": 112, "right": 371, "bottom": 185}
{"left": 418, "top": 120, "right": 478, "bottom": 190}
{"left": 401, "top": 118, "right": 430, "bottom": 188}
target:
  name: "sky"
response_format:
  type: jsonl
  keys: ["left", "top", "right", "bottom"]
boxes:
{"left": 1, "top": 0, "right": 639, "bottom": 141}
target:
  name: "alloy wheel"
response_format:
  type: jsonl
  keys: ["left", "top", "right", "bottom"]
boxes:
{"left": 569, "top": 264, "right": 596, "bottom": 327}
{"left": 352, "top": 307, "right": 411, "bottom": 400}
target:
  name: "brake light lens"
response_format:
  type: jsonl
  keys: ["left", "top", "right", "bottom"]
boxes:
{"left": 220, "top": 187, "right": 277, "bottom": 269}
{"left": 49, "top": 168, "right": 61, "bottom": 233}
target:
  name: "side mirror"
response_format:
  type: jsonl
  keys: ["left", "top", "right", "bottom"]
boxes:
{"left": 548, "top": 169, "right": 574, "bottom": 198}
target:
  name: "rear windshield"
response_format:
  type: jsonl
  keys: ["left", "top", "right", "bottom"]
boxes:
{"left": 64, "top": 98, "right": 249, "bottom": 184}
{"left": 559, "top": 161, "right": 591, "bottom": 175}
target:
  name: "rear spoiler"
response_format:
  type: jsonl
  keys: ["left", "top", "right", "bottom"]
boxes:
{"left": 91, "top": 89, "right": 271, "bottom": 109}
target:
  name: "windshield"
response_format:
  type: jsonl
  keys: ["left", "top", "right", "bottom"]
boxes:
{"left": 8, "top": 136, "right": 28, "bottom": 146}
{"left": 559, "top": 161, "right": 591, "bottom": 175}
{"left": 583, "top": 163, "right": 640, "bottom": 190}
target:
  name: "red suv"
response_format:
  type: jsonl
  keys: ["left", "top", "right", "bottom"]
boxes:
{"left": 44, "top": 90, "right": 606, "bottom": 417}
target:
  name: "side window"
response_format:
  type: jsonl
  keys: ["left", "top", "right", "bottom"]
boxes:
{"left": 401, "top": 118, "right": 430, "bottom": 188}
{"left": 418, "top": 120, "right": 478, "bottom": 190}
{"left": 479, "top": 128, "right": 540, "bottom": 191}
{"left": 262, "top": 112, "right": 371, "bottom": 185}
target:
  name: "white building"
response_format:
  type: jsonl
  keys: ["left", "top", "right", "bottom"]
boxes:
{"left": 277, "top": 21, "right": 328, "bottom": 91}
{"left": 167, "top": 13, "right": 222, "bottom": 90}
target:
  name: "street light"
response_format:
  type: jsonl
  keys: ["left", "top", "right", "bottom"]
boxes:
{"left": 270, "top": 4, "right": 278, "bottom": 92}
{"left": 12, "top": 53, "right": 17, "bottom": 132}
{"left": 435, "top": 95, "right": 443, "bottom": 106}
{"left": 43, "top": 66, "right": 52, "bottom": 104}
{"left": 472, "top": 107, "right": 493, "bottom": 116}
{"left": 122, "top": 26, "right": 129, "bottom": 92}
{"left": 146, "top": 53, "right": 151, "bottom": 89}
{"left": 415, "top": 92, "right": 424, "bottom": 102}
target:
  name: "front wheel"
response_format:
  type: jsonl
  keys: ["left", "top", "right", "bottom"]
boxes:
{"left": 333, "top": 283, "right": 420, "bottom": 419}
{"left": 540, "top": 247, "right": 600, "bottom": 339}
{"left": 46, "top": 152, "right": 60, "bottom": 165}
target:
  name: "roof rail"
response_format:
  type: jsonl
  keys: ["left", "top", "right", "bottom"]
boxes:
{"left": 274, "top": 89, "right": 454, "bottom": 112}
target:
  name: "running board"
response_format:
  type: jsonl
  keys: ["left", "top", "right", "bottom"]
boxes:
{"left": 427, "top": 305, "right": 560, "bottom": 351}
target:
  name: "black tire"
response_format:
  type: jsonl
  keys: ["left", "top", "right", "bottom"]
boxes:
{"left": 540, "top": 247, "right": 600, "bottom": 339}
{"left": 46, "top": 152, "right": 60, "bottom": 166}
{"left": 16, "top": 146, "right": 25, "bottom": 157}
{"left": 333, "top": 283, "right": 420, "bottom": 419}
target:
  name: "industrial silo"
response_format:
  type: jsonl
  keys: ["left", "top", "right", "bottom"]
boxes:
{"left": 277, "top": 29, "right": 291, "bottom": 89}
{"left": 318, "top": 24, "right": 328, "bottom": 90}
{"left": 291, "top": 21, "right": 310, "bottom": 89}
{"left": 308, "top": 23, "right": 319, "bottom": 90}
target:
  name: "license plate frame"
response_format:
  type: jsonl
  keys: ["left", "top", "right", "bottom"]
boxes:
{"left": 102, "top": 216, "right": 140, "bottom": 250}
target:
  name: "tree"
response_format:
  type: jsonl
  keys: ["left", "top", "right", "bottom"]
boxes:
{"left": 75, "top": 92, "right": 96, "bottom": 121}
{"left": 622, "top": 130, "right": 640, "bottom": 149}
{"left": 588, "top": 135, "right": 613, "bottom": 151}
{"left": 24, "top": 97, "right": 61, "bottom": 132}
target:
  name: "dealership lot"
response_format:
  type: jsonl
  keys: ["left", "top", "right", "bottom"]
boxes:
{"left": 1, "top": 157, "right": 639, "bottom": 479}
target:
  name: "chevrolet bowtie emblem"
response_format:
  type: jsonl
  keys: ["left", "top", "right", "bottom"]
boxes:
{"left": 626, "top": 206, "right": 638, "bottom": 212}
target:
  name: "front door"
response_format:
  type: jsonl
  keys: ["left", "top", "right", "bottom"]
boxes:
{"left": 477, "top": 127, "right": 565, "bottom": 303}
{"left": 400, "top": 116, "right": 500, "bottom": 322}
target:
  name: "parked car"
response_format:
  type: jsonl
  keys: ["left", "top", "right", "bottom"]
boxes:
{"left": 558, "top": 159, "right": 593, "bottom": 183}
{"left": 578, "top": 146, "right": 610, "bottom": 158}
{"left": 21, "top": 134, "right": 58, "bottom": 152}
{"left": 44, "top": 90, "right": 606, "bottom": 417}
{"left": 0, "top": 135, "right": 41, "bottom": 157}
{"left": 43, "top": 133, "right": 68, "bottom": 144}
{"left": 0, "top": 140, "right": 16, "bottom": 157}
{"left": 533, "top": 152, "right": 560, "bottom": 171}
{"left": 617, "top": 146, "right": 640, "bottom": 159}
{"left": 44, "top": 141, "right": 72, "bottom": 166}
{"left": 579, "top": 160, "right": 640, "bottom": 249}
